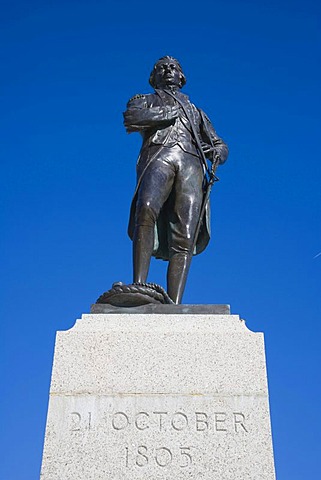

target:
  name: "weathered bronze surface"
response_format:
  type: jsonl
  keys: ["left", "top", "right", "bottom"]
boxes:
{"left": 97, "top": 282, "right": 174, "bottom": 306}
{"left": 96, "top": 57, "right": 228, "bottom": 307}
{"left": 123, "top": 56, "right": 228, "bottom": 304}
{"left": 91, "top": 303, "right": 231, "bottom": 315}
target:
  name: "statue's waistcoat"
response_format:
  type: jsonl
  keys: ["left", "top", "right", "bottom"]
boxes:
{"left": 144, "top": 90, "right": 200, "bottom": 156}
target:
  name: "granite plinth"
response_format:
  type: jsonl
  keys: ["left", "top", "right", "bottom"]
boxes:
{"left": 41, "top": 310, "right": 275, "bottom": 479}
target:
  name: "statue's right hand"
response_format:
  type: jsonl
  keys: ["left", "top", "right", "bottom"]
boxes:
{"left": 166, "top": 105, "right": 180, "bottom": 120}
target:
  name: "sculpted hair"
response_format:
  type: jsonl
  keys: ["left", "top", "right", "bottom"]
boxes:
{"left": 149, "top": 56, "right": 187, "bottom": 89}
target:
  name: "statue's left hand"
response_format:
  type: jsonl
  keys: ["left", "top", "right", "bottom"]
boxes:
{"left": 201, "top": 142, "right": 214, "bottom": 156}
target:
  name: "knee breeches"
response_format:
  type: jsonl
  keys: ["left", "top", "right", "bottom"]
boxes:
{"left": 135, "top": 146, "right": 204, "bottom": 255}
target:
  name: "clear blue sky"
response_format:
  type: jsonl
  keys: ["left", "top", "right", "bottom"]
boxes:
{"left": 1, "top": 0, "right": 320, "bottom": 478}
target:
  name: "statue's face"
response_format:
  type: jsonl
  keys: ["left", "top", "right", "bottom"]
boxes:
{"left": 153, "top": 59, "right": 182, "bottom": 89}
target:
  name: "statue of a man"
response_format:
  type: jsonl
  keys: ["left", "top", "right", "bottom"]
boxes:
{"left": 124, "top": 56, "right": 228, "bottom": 304}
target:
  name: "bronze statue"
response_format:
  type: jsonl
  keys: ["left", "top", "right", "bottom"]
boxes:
{"left": 96, "top": 56, "right": 228, "bottom": 307}
{"left": 123, "top": 56, "right": 228, "bottom": 304}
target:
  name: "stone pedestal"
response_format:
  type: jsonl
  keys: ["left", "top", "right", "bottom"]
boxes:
{"left": 41, "top": 307, "right": 276, "bottom": 479}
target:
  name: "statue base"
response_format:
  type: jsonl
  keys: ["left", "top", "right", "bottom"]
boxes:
{"left": 41, "top": 308, "right": 276, "bottom": 479}
{"left": 91, "top": 303, "right": 231, "bottom": 315}
{"left": 96, "top": 282, "right": 175, "bottom": 306}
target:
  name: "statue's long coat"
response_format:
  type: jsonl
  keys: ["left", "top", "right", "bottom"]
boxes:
{"left": 124, "top": 88, "right": 228, "bottom": 261}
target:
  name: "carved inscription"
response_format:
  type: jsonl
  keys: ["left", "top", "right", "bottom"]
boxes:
{"left": 69, "top": 411, "right": 92, "bottom": 431}
{"left": 68, "top": 408, "right": 249, "bottom": 469}
{"left": 110, "top": 410, "right": 248, "bottom": 433}
{"left": 68, "top": 410, "right": 248, "bottom": 433}
{"left": 70, "top": 412, "right": 81, "bottom": 431}
{"left": 112, "top": 412, "right": 129, "bottom": 430}
{"left": 234, "top": 412, "right": 248, "bottom": 433}
{"left": 125, "top": 445, "right": 192, "bottom": 468}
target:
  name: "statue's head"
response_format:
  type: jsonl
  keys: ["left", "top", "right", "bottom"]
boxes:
{"left": 149, "top": 56, "right": 186, "bottom": 89}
